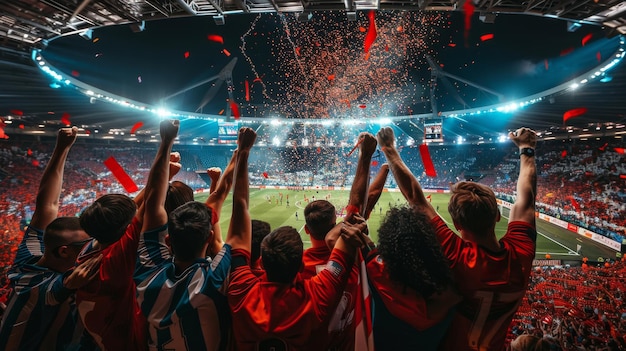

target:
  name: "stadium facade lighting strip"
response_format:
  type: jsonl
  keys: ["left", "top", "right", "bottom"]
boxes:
{"left": 32, "top": 36, "right": 625, "bottom": 127}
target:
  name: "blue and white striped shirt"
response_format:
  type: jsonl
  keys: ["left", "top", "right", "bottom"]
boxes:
{"left": 0, "top": 226, "right": 84, "bottom": 351}
{"left": 135, "top": 226, "right": 232, "bottom": 351}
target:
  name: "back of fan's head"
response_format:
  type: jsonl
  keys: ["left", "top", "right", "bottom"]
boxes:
{"left": 304, "top": 200, "right": 336, "bottom": 241}
{"left": 165, "top": 181, "right": 194, "bottom": 215}
{"left": 377, "top": 206, "right": 453, "bottom": 298}
{"left": 168, "top": 201, "right": 213, "bottom": 262}
{"left": 261, "top": 226, "right": 303, "bottom": 284}
{"left": 251, "top": 219, "right": 271, "bottom": 264}
{"left": 448, "top": 181, "right": 499, "bottom": 235}
{"left": 79, "top": 194, "right": 137, "bottom": 245}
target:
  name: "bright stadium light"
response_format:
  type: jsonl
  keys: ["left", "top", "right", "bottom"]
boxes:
{"left": 498, "top": 134, "right": 507, "bottom": 143}
{"left": 272, "top": 136, "right": 280, "bottom": 146}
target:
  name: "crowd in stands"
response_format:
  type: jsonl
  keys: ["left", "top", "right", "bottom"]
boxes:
{"left": 0, "top": 131, "right": 624, "bottom": 349}
{"left": 488, "top": 138, "right": 626, "bottom": 243}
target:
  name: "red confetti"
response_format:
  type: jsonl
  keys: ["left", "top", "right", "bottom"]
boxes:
{"left": 27, "top": 148, "right": 32, "bottom": 156}
{"left": 391, "top": 69, "right": 398, "bottom": 74}
{"left": 561, "top": 150, "right": 567, "bottom": 158}
{"left": 620, "top": 174, "right": 626, "bottom": 180}
{"left": 448, "top": 43, "right": 457, "bottom": 47}
{"left": 364, "top": 10, "right": 377, "bottom": 54}
{"left": 218, "top": 109, "right": 224, "bottom": 115}
{"left": 316, "top": 147, "right": 321, "bottom": 154}
{"left": 130, "top": 121, "right": 144, "bottom": 134}
{"left": 560, "top": 47, "right": 574, "bottom": 56}
{"left": 566, "top": 196, "right": 580, "bottom": 211}
{"left": 396, "top": 26, "right": 403, "bottom": 32}
{"left": 184, "top": 51, "right": 190, "bottom": 59}
{"left": 599, "top": 142, "right": 608, "bottom": 152}
{"left": 327, "top": 74, "right": 335, "bottom": 81}
{"left": 262, "top": 172, "right": 269, "bottom": 179}
{"left": 463, "top": 0, "right": 475, "bottom": 43}
{"left": 419, "top": 144, "right": 437, "bottom": 177}
{"left": 596, "top": 51, "right": 602, "bottom": 62}
{"left": 207, "top": 34, "right": 224, "bottom": 44}
{"left": 385, "top": 44, "right": 389, "bottom": 51}
{"left": 245, "top": 80, "right": 250, "bottom": 102}
{"left": 563, "top": 107, "right": 587, "bottom": 123}
{"left": 222, "top": 49, "right": 231, "bottom": 57}
{"left": 359, "top": 27, "right": 366, "bottom": 33}
{"left": 10, "top": 109, "right": 23, "bottom": 116}
{"left": 544, "top": 59, "right": 549, "bottom": 70}
{"left": 71, "top": 70, "right": 80, "bottom": 77}
{"left": 615, "top": 147, "right": 625, "bottom": 154}
{"left": 32, "top": 160, "right": 39, "bottom": 167}
{"left": 253, "top": 78, "right": 263, "bottom": 83}
{"left": 295, "top": 47, "right": 301, "bottom": 56}
{"left": 230, "top": 101, "right": 240, "bottom": 120}
{"left": 61, "top": 112, "right": 71, "bottom": 126}
{"left": 581, "top": 33, "right": 593, "bottom": 46}
{"left": 359, "top": 104, "right": 367, "bottom": 109}
{"left": 19, "top": 124, "right": 24, "bottom": 129}
{"left": 371, "top": 160, "right": 378, "bottom": 167}
{"left": 347, "top": 138, "right": 363, "bottom": 157}
{"left": 480, "top": 33, "right": 494, "bottom": 41}
{"left": 104, "top": 156, "right": 139, "bottom": 193}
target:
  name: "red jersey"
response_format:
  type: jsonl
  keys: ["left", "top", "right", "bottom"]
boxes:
{"left": 366, "top": 251, "right": 456, "bottom": 350}
{"left": 302, "top": 245, "right": 360, "bottom": 351}
{"left": 76, "top": 217, "right": 147, "bottom": 351}
{"left": 432, "top": 217, "right": 536, "bottom": 351}
{"left": 228, "top": 248, "right": 354, "bottom": 351}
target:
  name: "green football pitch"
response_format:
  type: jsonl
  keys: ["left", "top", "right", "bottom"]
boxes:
{"left": 195, "top": 188, "right": 618, "bottom": 262}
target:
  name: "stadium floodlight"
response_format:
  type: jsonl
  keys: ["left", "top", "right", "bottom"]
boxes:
{"left": 569, "top": 83, "right": 579, "bottom": 90}
{"left": 270, "top": 119, "right": 280, "bottom": 126}
{"left": 457, "top": 136, "right": 464, "bottom": 144}
{"left": 156, "top": 108, "right": 172, "bottom": 117}
{"left": 498, "top": 135, "right": 507, "bottom": 143}
{"left": 376, "top": 118, "right": 392, "bottom": 125}
{"left": 272, "top": 136, "right": 280, "bottom": 146}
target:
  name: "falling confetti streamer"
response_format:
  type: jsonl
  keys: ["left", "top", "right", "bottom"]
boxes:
{"left": 104, "top": 156, "right": 139, "bottom": 193}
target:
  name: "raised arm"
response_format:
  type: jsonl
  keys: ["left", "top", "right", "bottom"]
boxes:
{"left": 377, "top": 127, "right": 437, "bottom": 219}
{"left": 142, "top": 120, "right": 180, "bottom": 233}
{"left": 347, "top": 133, "right": 377, "bottom": 216}
{"left": 225, "top": 127, "right": 256, "bottom": 251}
{"left": 30, "top": 127, "right": 78, "bottom": 230}
{"left": 508, "top": 127, "right": 537, "bottom": 226}
{"left": 206, "top": 149, "right": 238, "bottom": 255}
{"left": 364, "top": 163, "right": 389, "bottom": 220}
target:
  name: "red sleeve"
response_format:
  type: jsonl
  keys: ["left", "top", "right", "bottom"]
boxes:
{"left": 502, "top": 221, "right": 536, "bottom": 259}
{"left": 431, "top": 216, "right": 465, "bottom": 266}
{"left": 228, "top": 249, "right": 259, "bottom": 313}
{"left": 307, "top": 248, "right": 354, "bottom": 322}
{"left": 100, "top": 217, "right": 141, "bottom": 289}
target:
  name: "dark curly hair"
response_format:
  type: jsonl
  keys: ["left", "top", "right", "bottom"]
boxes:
{"left": 377, "top": 206, "right": 453, "bottom": 298}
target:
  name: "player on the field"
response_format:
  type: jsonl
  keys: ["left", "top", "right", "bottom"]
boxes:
{"left": 0, "top": 127, "right": 101, "bottom": 351}
{"left": 377, "top": 126, "right": 537, "bottom": 350}
{"left": 75, "top": 119, "right": 180, "bottom": 351}
{"left": 227, "top": 127, "right": 367, "bottom": 351}
{"left": 135, "top": 145, "right": 242, "bottom": 351}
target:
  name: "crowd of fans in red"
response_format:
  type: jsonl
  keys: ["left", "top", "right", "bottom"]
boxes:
{"left": 0, "top": 135, "right": 624, "bottom": 348}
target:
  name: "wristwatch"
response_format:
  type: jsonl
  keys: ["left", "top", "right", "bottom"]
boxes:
{"left": 519, "top": 147, "right": 535, "bottom": 157}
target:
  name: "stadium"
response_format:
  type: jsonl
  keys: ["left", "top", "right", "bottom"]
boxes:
{"left": 1, "top": 0, "right": 626, "bottom": 349}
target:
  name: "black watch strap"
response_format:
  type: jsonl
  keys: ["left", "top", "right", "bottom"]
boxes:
{"left": 520, "top": 147, "right": 535, "bottom": 157}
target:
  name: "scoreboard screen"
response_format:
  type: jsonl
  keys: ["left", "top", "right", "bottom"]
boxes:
{"left": 423, "top": 118, "right": 443, "bottom": 143}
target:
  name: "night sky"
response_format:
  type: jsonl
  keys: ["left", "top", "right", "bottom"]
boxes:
{"left": 41, "top": 11, "right": 616, "bottom": 123}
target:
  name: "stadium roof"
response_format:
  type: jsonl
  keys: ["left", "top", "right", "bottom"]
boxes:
{"left": 1, "top": 1, "right": 626, "bottom": 143}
